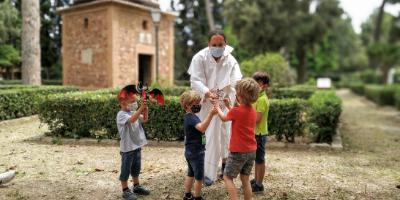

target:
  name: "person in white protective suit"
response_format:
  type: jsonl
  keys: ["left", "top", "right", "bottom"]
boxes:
{"left": 187, "top": 29, "right": 242, "bottom": 185}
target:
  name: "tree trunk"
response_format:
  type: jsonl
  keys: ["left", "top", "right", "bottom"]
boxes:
{"left": 10, "top": 66, "right": 14, "bottom": 79}
{"left": 21, "top": 0, "right": 41, "bottom": 85}
{"left": 205, "top": 0, "right": 215, "bottom": 30}
{"left": 296, "top": 48, "right": 307, "bottom": 83}
{"left": 374, "top": 0, "right": 387, "bottom": 42}
{"left": 381, "top": 64, "right": 390, "bottom": 84}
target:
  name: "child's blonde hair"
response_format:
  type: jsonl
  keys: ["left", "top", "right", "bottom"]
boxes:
{"left": 180, "top": 90, "right": 202, "bottom": 109}
{"left": 235, "top": 78, "right": 260, "bottom": 105}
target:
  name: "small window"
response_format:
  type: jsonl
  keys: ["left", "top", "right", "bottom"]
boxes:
{"left": 84, "top": 17, "right": 89, "bottom": 29}
{"left": 142, "top": 20, "right": 148, "bottom": 30}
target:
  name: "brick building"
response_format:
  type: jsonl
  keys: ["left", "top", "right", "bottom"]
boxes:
{"left": 58, "top": 0, "right": 176, "bottom": 89}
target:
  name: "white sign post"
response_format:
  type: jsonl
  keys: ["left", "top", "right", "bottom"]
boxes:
{"left": 317, "top": 78, "right": 332, "bottom": 89}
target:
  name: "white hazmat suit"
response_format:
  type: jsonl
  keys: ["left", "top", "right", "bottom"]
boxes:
{"left": 187, "top": 45, "right": 242, "bottom": 182}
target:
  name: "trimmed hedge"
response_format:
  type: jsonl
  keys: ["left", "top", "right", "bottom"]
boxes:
{"left": 38, "top": 90, "right": 183, "bottom": 140}
{"left": 0, "top": 79, "right": 63, "bottom": 85}
{"left": 349, "top": 82, "right": 365, "bottom": 95}
{"left": 268, "top": 85, "right": 316, "bottom": 99}
{"left": 0, "top": 86, "right": 79, "bottom": 120}
{"left": 38, "top": 92, "right": 185, "bottom": 140}
{"left": 395, "top": 89, "right": 400, "bottom": 110}
{"left": 0, "top": 85, "right": 38, "bottom": 90}
{"left": 268, "top": 98, "right": 308, "bottom": 142}
{"left": 0, "top": 80, "right": 21, "bottom": 85}
{"left": 339, "top": 70, "right": 382, "bottom": 88}
{"left": 39, "top": 92, "right": 308, "bottom": 142}
{"left": 158, "top": 86, "right": 189, "bottom": 97}
{"left": 78, "top": 86, "right": 189, "bottom": 97}
{"left": 38, "top": 87, "right": 342, "bottom": 143}
{"left": 364, "top": 85, "right": 400, "bottom": 106}
{"left": 38, "top": 91, "right": 119, "bottom": 139}
{"left": 308, "top": 91, "right": 342, "bottom": 143}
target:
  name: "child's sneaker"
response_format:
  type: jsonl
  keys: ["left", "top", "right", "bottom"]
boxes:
{"left": 251, "top": 183, "right": 264, "bottom": 193}
{"left": 132, "top": 185, "right": 150, "bottom": 195}
{"left": 183, "top": 193, "right": 193, "bottom": 200}
{"left": 122, "top": 189, "right": 137, "bottom": 200}
{"left": 250, "top": 178, "right": 256, "bottom": 185}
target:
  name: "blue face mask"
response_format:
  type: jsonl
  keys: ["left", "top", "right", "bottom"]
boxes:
{"left": 210, "top": 46, "right": 225, "bottom": 58}
{"left": 191, "top": 104, "right": 202, "bottom": 113}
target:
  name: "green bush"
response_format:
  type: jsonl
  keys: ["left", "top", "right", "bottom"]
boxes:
{"left": 0, "top": 80, "right": 21, "bottom": 85}
{"left": 0, "top": 86, "right": 79, "bottom": 120}
{"left": 349, "top": 82, "right": 365, "bottom": 95}
{"left": 268, "top": 85, "right": 316, "bottom": 99}
{"left": 395, "top": 89, "right": 400, "bottom": 110}
{"left": 174, "top": 80, "right": 190, "bottom": 87}
{"left": 0, "top": 85, "right": 38, "bottom": 90}
{"left": 38, "top": 92, "right": 185, "bottom": 140}
{"left": 0, "top": 79, "right": 62, "bottom": 85}
{"left": 241, "top": 52, "right": 295, "bottom": 87}
{"left": 146, "top": 96, "right": 185, "bottom": 140}
{"left": 338, "top": 70, "right": 382, "bottom": 88}
{"left": 39, "top": 92, "right": 309, "bottom": 142}
{"left": 394, "top": 70, "right": 400, "bottom": 84}
{"left": 38, "top": 91, "right": 119, "bottom": 139}
{"left": 308, "top": 91, "right": 342, "bottom": 143}
{"left": 42, "top": 79, "right": 62, "bottom": 85}
{"left": 268, "top": 98, "right": 308, "bottom": 142}
{"left": 364, "top": 85, "right": 400, "bottom": 106}
{"left": 158, "top": 86, "right": 189, "bottom": 96}
{"left": 356, "top": 69, "right": 382, "bottom": 84}
{"left": 62, "top": 86, "right": 189, "bottom": 97}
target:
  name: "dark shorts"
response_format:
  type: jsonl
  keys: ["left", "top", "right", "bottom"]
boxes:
{"left": 224, "top": 152, "right": 256, "bottom": 178}
{"left": 185, "top": 150, "right": 205, "bottom": 181}
{"left": 255, "top": 135, "right": 268, "bottom": 164}
{"left": 119, "top": 148, "right": 141, "bottom": 181}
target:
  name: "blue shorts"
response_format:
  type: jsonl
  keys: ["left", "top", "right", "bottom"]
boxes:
{"left": 255, "top": 135, "right": 267, "bottom": 164}
{"left": 119, "top": 148, "right": 141, "bottom": 181}
{"left": 185, "top": 150, "right": 205, "bottom": 181}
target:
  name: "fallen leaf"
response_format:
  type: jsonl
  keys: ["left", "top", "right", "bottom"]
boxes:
{"left": 94, "top": 168, "right": 104, "bottom": 172}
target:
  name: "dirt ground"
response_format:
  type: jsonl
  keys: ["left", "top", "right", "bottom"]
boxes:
{"left": 0, "top": 89, "right": 399, "bottom": 200}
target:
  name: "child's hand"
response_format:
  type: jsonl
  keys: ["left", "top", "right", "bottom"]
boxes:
{"left": 206, "top": 90, "right": 219, "bottom": 104}
{"left": 139, "top": 101, "right": 147, "bottom": 111}
{"left": 213, "top": 103, "right": 220, "bottom": 112}
{"left": 210, "top": 106, "right": 218, "bottom": 115}
{"left": 223, "top": 98, "right": 231, "bottom": 108}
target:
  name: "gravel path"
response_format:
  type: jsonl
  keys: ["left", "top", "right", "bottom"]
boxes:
{"left": 0, "top": 89, "right": 399, "bottom": 200}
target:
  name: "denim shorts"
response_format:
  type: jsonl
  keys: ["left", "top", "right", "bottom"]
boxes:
{"left": 255, "top": 135, "right": 268, "bottom": 164}
{"left": 119, "top": 148, "right": 141, "bottom": 181}
{"left": 224, "top": 151, "right": 256, "bottom": 178}
{"left": 185, "top": 150, "right": 205, "bottom": 181}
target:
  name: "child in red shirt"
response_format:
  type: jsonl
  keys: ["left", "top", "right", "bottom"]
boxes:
{"left": 215, "top": 78, "right": 260, "bottom": 200}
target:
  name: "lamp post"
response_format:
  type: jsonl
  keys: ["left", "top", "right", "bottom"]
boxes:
{"left": 151, "top": 9, "right": 161, "bottom": 83}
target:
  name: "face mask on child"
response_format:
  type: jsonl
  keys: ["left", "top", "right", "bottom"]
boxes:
{"left": 128, "top": 102, "right": 138, "bottom": 111}
{"left": 191, "top": 104, "right": 201, "bottom": 113}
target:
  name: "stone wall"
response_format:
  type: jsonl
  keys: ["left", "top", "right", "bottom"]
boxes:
{"left": 113, "top": 4, "right": 174, "bottom": 88}
{"left": 62, "top": 7, "right": 111, "bottom": 89}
